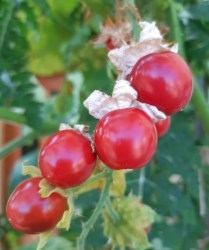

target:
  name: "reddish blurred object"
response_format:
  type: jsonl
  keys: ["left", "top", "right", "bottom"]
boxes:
{"left": 36, "top": 72, "right": 65, "bottom": 93}
{"left": 155, "top": 116, "right": 171, "bottom": 137}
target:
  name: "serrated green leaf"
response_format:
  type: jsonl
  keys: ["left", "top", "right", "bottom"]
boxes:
{"left": 103, "top": 195, "right": 156, "bottom": 249}
{"left": 37, "top": 230, "right": 53, "bottom": 250}
{"left": 22, "top": 163, "right": 42, "bottom": 177}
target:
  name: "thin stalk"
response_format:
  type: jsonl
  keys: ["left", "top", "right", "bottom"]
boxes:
{"left": 106, "top": 197, "right": 120, "bottom": 222}
{"left": 0, "top": 107, "right": 27, "bottom": 125}
{"left": 191, "top": 82, "right": 209, "bottom": 134}
{"left": 169, "top": 0, "right": 209, "bottom": 134}
{"left": 138, "top": 167, "right": 145, "bottom": 200}
{"left": 198, "top": 169, "right": 206, "bottom": 217}
{"left": 0, "top": 131, "right": 37, "bottom": 159}
{"left": 76, "top": 170, "right": 113, "bottom": 250}
{"left": 169, "top": 0, "right": 185, "bottom": 57}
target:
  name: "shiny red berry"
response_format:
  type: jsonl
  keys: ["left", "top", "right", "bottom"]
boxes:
{"left": 39, "top": 130, "right": 96, "bottom": 188}
{"left": 155, "top": 116, "right": 171, "bottom": 137}
{"left": 6, "top": 177, "right": 67, "bottom": 234}
{"left": 94, "top": 108, "right": 157, "bottom": 170}
{"left": 129, "top": 51, "right": 193, "bottom": 115}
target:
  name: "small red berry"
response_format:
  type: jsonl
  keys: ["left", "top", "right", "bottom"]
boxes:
{"left": 155, "top": 116, "right": 171, "bottom": 137}
{"left": 94, "top": 108, "right": 157, "bottom": 170}
{"left": 39, "top": 130, "right": 96, "bottom": 188}
{"left": 128, "top": 51, "right": 193, "bottom": 115}
{"left": 6, "top": 177, "right": 67, "bottom": 234}
{"left": 106, "top": 39, "right": 115, "bottom": 51}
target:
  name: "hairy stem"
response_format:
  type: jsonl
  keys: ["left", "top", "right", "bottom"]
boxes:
{"left": 76, "top": 169, "right": 113, "bottom": 250}
{"left": 106, "top": 197, "right": 120, "bottom": 222}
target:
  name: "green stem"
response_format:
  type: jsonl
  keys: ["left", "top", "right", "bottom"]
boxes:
{"left": 169, "top": 0, "right": 185, "bottom": 57}
{"left": 169, "top": 0, "right": 209, "bottom": 134}
{"left": 0, "top": 1, "right": 15, "bottom": 56}
{"left": 106, "top": 197, "right": 120, "bottom": 223}
{"left": 0, "top": 131, "right": 37, "bottom": 159}
{"left": 0, "top": 107, "right": 28, "bottom": 125}
{"left": 191, "top": 82, "right": 209, "bottom": 134}
{"left": 138, "top": 167, "right": 146, "bottom": 200}
{"left": 0, "top": 106, "right": 60, "bottom": 158}
{"left": 0, "top": 107, "right": 59, "bottom": 133}
{"left": 76, "top": 169, "right": 113, "bottom": 250}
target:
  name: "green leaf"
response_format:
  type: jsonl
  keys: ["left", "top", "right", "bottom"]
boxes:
{"left": 186, "top": 2, "right": 209, "bottom": 21}
{"left": 57, "top": 194, "right": 75, "bottom": 230}
{"left": 103, "top": 195, "right": 156, "bottom": 249}
{"left": 39, "top": 179, "right": 67, "bottom": 198}
{"left": 0, "top": 0, "right": 44, "bottom": 128}
{"left": 15, "top": 236, "right": 75, "bottom": 250}
{"left": 126, "top": 112, "right": 203, "bottom": 250}
{"left": 27, "top": 0, "right": 80, "bottom": 76}
{"left": 37, "top": 231, "right": 53, "bottom": 250}
{"left": 22, "top": 164, "right": 42, "bottom": 178}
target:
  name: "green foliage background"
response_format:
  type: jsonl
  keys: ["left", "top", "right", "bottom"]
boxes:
{"left": 1, "top": 0, "right": 209, "bottom": 249}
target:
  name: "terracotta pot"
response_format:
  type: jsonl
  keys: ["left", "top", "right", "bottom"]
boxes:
{"left": 36, "top": 73, "right": 66, "bottom": 147}
{"left": 0, "top": 122, "right": 21, "bottom": 214}
{"left": 36, "top": 72, "right": 65, "bottom": 93}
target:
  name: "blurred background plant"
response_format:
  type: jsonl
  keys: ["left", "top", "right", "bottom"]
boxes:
{"left": 1, "top": 0, "right": 209, "bottom": 249}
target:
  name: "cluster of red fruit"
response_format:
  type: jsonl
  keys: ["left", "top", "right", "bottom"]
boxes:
{"left": 6, "top": 130, "right": 97, "bottom": 234}
{"left": 94, "top": 49, "right": 192, "bottom": 170}
{"left": 6, "top": 46, "right": 192, "bottom": 237}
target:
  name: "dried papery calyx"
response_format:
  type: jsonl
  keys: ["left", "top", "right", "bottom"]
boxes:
{"left": 59, "top": 123, "right": 93, "bottom": 150}
{"left": 84, "top": 80, "right": 166, "bottom": 122}
{"left": 93, "top": 19, "right": 132, "bottom": 49}
{"left": 59, "top": 123, "right": 89, "bottom": 134}
{"left": 108, "top": 21, "right": 178, "bottom": 76}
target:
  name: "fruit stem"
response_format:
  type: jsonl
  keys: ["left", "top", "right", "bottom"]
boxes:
{"left": 138, "top": 167, "right": 146, "bottom": 200}
{"left": 76, "top": 169, "right": 113, "bottom": 250}
{"left": 169, "top": 1, "right": 209, "bottom": 134}
{"left": 105, "top": 197, "right": 120, "bottom": 223}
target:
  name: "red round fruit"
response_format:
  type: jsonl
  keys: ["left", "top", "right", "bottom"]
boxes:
{"left": 94, "top": 108, "right": 157, "bottom": 170}
{"left": 128, "top": 51, "right": 193, "bottom": 115}
{"left": 6, "top": 177, "right": 67, "bottom": 234}
{"left": 39, "top": 130, "right": 96, "bottom": 188}
{"left": 155, "top": 116, "right": 171, "bottom": 137}
{"left": 144, "top": 226, "right": 152, "bottom": 234}
{"left": 106, "top": 39, "right": 115, "bottom": 51}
